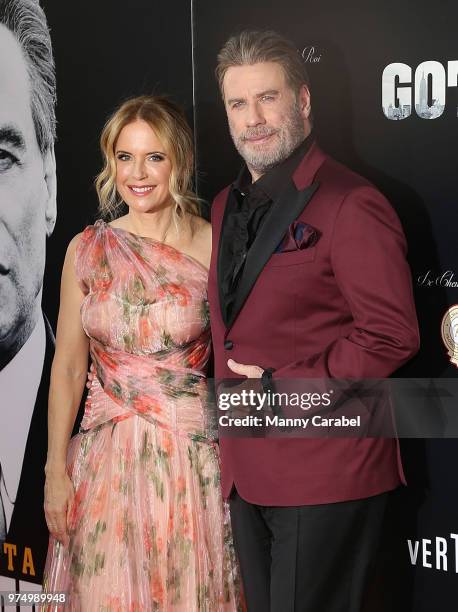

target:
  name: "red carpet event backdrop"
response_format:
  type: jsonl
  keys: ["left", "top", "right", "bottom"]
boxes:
{"left": 0, "top": 0, "right": 457, "bottom": 610}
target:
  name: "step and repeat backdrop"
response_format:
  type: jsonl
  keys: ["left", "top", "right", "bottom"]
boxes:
{"left": 0, "top": 0, "right": 457, "bottom": 609}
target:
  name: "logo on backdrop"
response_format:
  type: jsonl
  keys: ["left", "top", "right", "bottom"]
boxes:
{"left": 441, "top": 305, "right": 458, "bottom": 368}
{"left": 382, "top": 60, "right": 458, "bottom": 119}
{"left": 408, "top": 534, "right": 458, "bottom": 572}
{"left": 301, "top": 46, "right": 322, "bottom": 64}
{"left": 417, "top": 270, "right": 458, "bottom": 288}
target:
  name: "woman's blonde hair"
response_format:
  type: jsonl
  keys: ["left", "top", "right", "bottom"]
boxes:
{"left": 95, "top": 95, "right": 200, "bottom": 220}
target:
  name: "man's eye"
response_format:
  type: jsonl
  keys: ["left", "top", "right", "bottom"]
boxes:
{"left": 261, "top": 95, "right": 274, "bottom": 102}
{"left": 0, "top": 149, "right": 19, "bottom": 172}
{"left": 232, "top": 102, "right": 244, "bottom": 109}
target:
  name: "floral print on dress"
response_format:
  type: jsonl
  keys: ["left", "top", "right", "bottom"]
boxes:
{"left": 42, "top": 220, "right": 244, "bottom": 611}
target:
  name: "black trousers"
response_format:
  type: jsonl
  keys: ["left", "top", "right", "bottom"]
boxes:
{"left": 229, "top": 490, "right": 388, "bottom": 612}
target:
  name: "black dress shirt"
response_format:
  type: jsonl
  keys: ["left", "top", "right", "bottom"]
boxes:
{"left": 219, "top": 134, "right": 313, "bottom": 323}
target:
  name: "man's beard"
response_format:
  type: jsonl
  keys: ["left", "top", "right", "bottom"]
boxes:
{"left": 230, "top": 99, "right": 306, "bottom": 175}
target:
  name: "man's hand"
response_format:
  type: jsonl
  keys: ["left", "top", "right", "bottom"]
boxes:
{"left": 227, "top": 359, "right": 263, "bottom": 378}
{"left": 218, "top": 360, "right": 265, "bottom": 432}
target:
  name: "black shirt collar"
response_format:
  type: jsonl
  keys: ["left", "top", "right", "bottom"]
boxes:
{"left": 233, "top": 132, "right": 313, "bottom": 201}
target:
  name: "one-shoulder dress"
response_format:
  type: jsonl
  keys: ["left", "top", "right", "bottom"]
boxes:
{"left": 42, "top": 220, "right": 243, "bottom": 611}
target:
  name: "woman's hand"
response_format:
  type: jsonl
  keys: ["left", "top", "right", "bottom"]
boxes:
{"left": 44, "top": 469, "right": 74, "bottom": 546}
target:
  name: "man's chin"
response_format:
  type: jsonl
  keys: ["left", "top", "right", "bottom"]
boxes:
{"left": 0, "top": 305, "right": 37, "bottom": 348}
{"left": 244, "top": 154, "right": 280, "bottom": 175}
{"left": 0, "top": 316, "right": 21, "bottom": 345}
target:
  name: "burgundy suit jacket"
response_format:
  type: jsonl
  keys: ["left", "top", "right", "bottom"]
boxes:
{"left": 208, "top": 143, "right": 420, "bottom": 506}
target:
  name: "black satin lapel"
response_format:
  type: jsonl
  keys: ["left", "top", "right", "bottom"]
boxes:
{"left": 216, "top": 191, "right": 233, "bottom": 326}
{"left": 227, "top": 181, "right": 319, "bottom": 329}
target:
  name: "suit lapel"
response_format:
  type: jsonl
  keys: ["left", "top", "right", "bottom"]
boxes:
{"left": 10, "top": 317, "right": 54, "bottom": 535}
{"left": 227, "top": 180, "right": 319, "bottom": 329}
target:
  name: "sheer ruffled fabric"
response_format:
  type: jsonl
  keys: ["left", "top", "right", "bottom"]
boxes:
{"left": 42, "top": 220, "right": 243, "bottom": 611}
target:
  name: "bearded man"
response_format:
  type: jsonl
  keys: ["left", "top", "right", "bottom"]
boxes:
{"left": 208, "top": 30, "right": 419, "bottom": 612}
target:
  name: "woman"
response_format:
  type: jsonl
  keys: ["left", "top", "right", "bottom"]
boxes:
{"left": 42, "top": 96, "right": 243, "bottom": 610}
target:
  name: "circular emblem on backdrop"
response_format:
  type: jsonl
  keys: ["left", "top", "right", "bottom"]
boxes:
{"left": 441, "top": 304, "right": 458, "bottom": 368}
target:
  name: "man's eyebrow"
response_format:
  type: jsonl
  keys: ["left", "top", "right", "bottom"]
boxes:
{"left": 256, "top": 89, "right": 279, "bottom": 98}
{"left": 226, "top": 90, "right": 279, "bottom": 105}
{"left": 0, "top": 124, "right": 26, "bottom": 151}
{"left": 226, "top": 96, "right": 246, "bottom": 106}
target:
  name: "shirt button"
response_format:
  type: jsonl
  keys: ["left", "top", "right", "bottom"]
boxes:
{"left": 224, "top": 340, "right": 233, "bottom": 350}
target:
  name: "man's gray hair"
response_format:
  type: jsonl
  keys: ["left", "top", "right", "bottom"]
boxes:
{"left": 0, "top": 0, "right": 56, "bottom": 153}
{"left": 216, "top": 29, "right": 310, "bottom": 98}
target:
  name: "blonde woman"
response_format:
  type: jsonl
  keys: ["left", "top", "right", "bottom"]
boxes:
{"left": 42, "top": 96, "right": 243, "bottom": 610}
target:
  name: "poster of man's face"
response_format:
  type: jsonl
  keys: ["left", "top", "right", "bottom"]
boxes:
{"left": 0, "top": 0, "right": 56, "bottom": 586}
{"left": 0, "top": 22, "right": 56, "bottom": 361}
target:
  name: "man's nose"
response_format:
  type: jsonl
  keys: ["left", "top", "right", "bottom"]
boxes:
{"left": 245, "top": 102, "right": 265, "bottom": 127}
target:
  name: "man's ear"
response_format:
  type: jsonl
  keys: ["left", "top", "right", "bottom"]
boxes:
{"left": 43, "top": 146, "right": 57, "bottom": 236}
{"left": 298, "top": 84, "right": 312, "bottom": 120}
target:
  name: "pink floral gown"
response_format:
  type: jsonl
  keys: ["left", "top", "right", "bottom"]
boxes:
{"left": 42, "top": 220, "right": 243, "bottom": 611}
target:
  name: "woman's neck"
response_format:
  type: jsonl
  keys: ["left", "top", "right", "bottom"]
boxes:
{"left": 124, "top": 206, "right": 179, "bottom": 243}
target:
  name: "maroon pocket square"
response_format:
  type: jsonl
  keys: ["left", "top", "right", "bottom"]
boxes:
{"left": 275, "top": 222, "right": 321, "bottom": 253}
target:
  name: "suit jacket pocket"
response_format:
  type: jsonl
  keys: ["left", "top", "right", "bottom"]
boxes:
{"left": 267, "top": 246, "right": 316, "bottom": 267}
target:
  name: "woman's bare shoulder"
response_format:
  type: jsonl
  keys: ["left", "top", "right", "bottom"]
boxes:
{"left": 188, "top": 215, "right": 211, "bottom": 268}
{"left": 67, "top": 232, "right": 84, "bottom": 255}
{"left": 191, "top": 216, "right": 211, "bottom": 247}
{"left": 191, "top": 215, "right": 211, "bottom": 238}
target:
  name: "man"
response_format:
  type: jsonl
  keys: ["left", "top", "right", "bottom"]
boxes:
{"left": 208, "top": 30, "right": 419, "bottom": 611}
{"left": 0, "top": 0, "right": 56, "bottom": 583}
